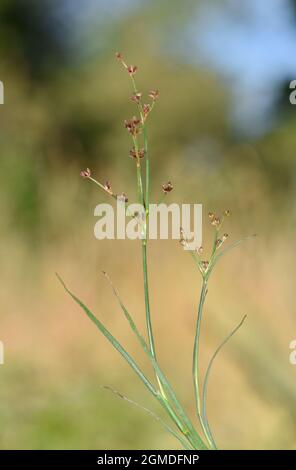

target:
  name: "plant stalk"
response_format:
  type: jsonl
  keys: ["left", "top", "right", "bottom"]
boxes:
{"left": 192, "top": 279, "right": 215, "bottom": 447}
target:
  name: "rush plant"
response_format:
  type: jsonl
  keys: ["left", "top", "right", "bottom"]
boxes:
{"left": 57, "top": 54, "right": 255, "bottom": 450}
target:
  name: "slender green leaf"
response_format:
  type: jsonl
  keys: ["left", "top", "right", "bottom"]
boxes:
{"left": 102, "top": 385, "right": 193, "bottom": 450}
{"left": 56, "top": 273, "right": 157, "bottom": 397}
{"left": 202, "top": 315, "right": 247, "bottom": 447}
{"left": 102, "top": 271, "right": 148, "bottom": 353}
{"left": 102, "top": 272, "right": 208, "bottom": 450}
{"left": 209, "top": 235, "right": 257, "bottom": 275}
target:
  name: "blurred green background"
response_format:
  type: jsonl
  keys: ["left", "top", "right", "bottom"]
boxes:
{"left": 1, "top": 0, "right": 296, "bottom": 450}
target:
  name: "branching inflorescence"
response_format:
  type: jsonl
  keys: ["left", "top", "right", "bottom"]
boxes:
{"left": 57, "top": 54, "right": 256, "bottom": 450}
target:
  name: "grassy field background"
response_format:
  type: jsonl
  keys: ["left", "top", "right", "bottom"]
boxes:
{"left": 0, "top": 0, "right": 296, "bottom": 449}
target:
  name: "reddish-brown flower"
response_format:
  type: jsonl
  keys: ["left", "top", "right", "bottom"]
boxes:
{"left": 201, "top": 261, "right": 209, "bottom": 270}
{"left": 197, "top": 246, "right": 203, "bottom": 255}
{"left": 130, "top": 93, "right": 142, "bottom": 104}
{"left": 129, "top": 147, "right": 145, "bottom": 160}
{"left": 124, "top": 117, "right": 141, "bottom": 136}
{"left": 211, "top": 217, "right": 221, "bottom": 227}
{"left": 143, "top": 104, "right": 151, "bottom": 116}
{"left": 104, "top": 181, "right": 112, "bottom": 192}
{"left": 215, "top": 239, "right": 223, "bottom": 249}
{"left": 162, "top": 181, "right": 173, "bottom": 193}
{"left": 115, "top": 52, "right": 128, "bottom": 69}
{"left": 149, "top": 89, "right": 159, "bottom": 100}
{"left": 117, "top": 192, "right": 128, "bottom": 203}
{"left": 127, "top": 65, "right": 138, "bottom": 75}
{"left": 80, "top": 168, "right": 91, "bottom": 178}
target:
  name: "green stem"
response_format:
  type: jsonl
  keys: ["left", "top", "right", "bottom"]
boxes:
{"left": 157, "top": 395, "right": 195, "bottom": 450}
{"left": 104, "top": 271, "right": 208, "bottom": 450}
{"left": 141, "top": 241, "right": 156, "bottom": 357}
{"left": 134, "top": 126, "right": 206, "bottom": 451}
{"left": 202, "top": 315, "right": 247, "bottom": 450}
{"left": 133, "top": 138, "right": 156, "bottom": 361}
{"left": 132, "top": 114, "right": 156, "bottom": 366}
{"left": 103, "top": 386, "right": 194, "bottom": 450}
{"left": 192, "top": 229, "right": 220, "bottom": 450}
{"left": 143, "top": 126, "right": 149, "bottom": 213}
{"left": 133, "top": 162, "right": 205, "bottom": 448}
{"left": 87, "top": 176, "right": 116, "bottom": 200}
{"left": 192, "top": 280, "right": 214, "bottom": 447}
{"left": 58, "top": 273, "right": 200, "bottom": 449}
{"left": 129, "top": 72, "right": 208, "bottom": 450}
{"left": 141, "top": 118, "right": 154, "bottom": 362}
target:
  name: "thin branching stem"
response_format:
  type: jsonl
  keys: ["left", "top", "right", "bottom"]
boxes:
{"left": 201, "top": 315, "right": 247, "bottom": 447}
{"left": 129, "top": 76, "right": 157, "bottom": 366}
{"left": 73, "top": 56, "right": 254, "bottom": 451}
{"left": 192, "top": 228, "right": 220, "bottom": 449}
{"left": 102, "top": 386, "right": 194, "bottom": 450}
{"left": 87, "top": 176, "right": 116, "bottom": 200}
{"left": 102, "top": 271, "right": 208, "bottom": 449}
{"left": 192, "top": 278, "right": 215, "bottom": 448}
{"left": 130, "top": 68, "right": 210, "bottom": 449}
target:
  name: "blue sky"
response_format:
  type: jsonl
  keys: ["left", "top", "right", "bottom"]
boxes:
{"left": 189, "top": 0, "right": 296, "bottom": 133}
{"left": 54, "top": 0, "right": 296, "bottom": 134}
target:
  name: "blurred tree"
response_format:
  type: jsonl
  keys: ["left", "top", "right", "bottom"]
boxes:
{"left": 0, "top": 0, "right": 70, "bottom": 79}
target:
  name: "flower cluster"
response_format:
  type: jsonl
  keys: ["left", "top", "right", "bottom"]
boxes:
{"left": 80, "top": 55, "right": 167, "bottom": 212}
{"left": 69, "top": 52, "right": 255, "bottom": 452}
{"left": 116, "top": 52, "right": 159, "bottom": 163}
{"left": 208, "top": 210, "right": 231, "bottom": 229}
{"left": 124, "top": 117, "right": 141, "bottom": 136}
{"left": 104, "top": 181, "right": 112, "bottom": 194}
{"left": 179, "top": 210, "right": 232, "bottom": 276}
{"left": 179, "top": 227, "right": 188, "bottom": 248}
{"left": 115, "top": 52, "right": 136, "bottom": 73}
{"left": 129, "top": 147, "right": 145, "bottom": 160}
{"left": 80, "top": 168, "right": 91, "bottom": 178}
{"left": 117, "top": 192, "right": 128, "bottom": 203}
{"left": 162, "top": 181, "right": 173, "bottom": 194}
{"left": 149, "top": 90, "right": 159, "bottom": 101}
{"left": 215, "top": 233, "right": 229, "bottom": 249}
{"left": 80, "top": 169, "right": 128, "bottom": 202}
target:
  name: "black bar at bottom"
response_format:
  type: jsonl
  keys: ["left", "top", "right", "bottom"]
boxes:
{"left": 0, "top": 450, "right": 294, "bottom": 467}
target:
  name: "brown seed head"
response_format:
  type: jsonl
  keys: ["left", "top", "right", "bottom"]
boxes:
{"left": 80, "top": 168, "right": 91, "bottom": 178}
{"left": 208, "top": 212, "right": 215, "bottom": 221}
{"left": 143, "top": 103, "right": 151, "bottom": 116}
{"left": 222, "top": 233, "right": 229, "bottom": 241}
{"left": 127, "top": 65, "right": 138, "bottom": 75}
{"left": 224, "top": 209, "right": 231, "bottom": 217}
{"left": 104, "top": 181, "right": 112, "bottom": 192}
{"left": 162, "top": 181, "right": 173, "bottom": 193}
{"left": 129, "top": 149, "right": 137, "bottom": 159}
{"left": 117, "top": 192, "right": 128, "bottom": 203}
{"left": 116, "top": 52, "right": 128, "bottom": 69}
{"left": 215, "top": 238, "right": 223, "bottom": 248}
{"left": 201, "top": 261, "right": 209, "bottom": 271}
{"left": 124, "top": 117, "right": 141, "bottom": 136}
{"left": 130, "top": 93, "right": 142, "bottom": 104}
{"left": 197, "top": 246, "right": 203, "bottom": 255}
{"left": 149, "top": 89, "right": 159, "bottom": 100}
{"left": 179, "top": 227, "right": 187, "bottom": 247}
{"left": 129, "top": 147, "right": 145, "bottom": 160}
{"left": 211, "top": 217, "right": 221, "bottom": 227}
